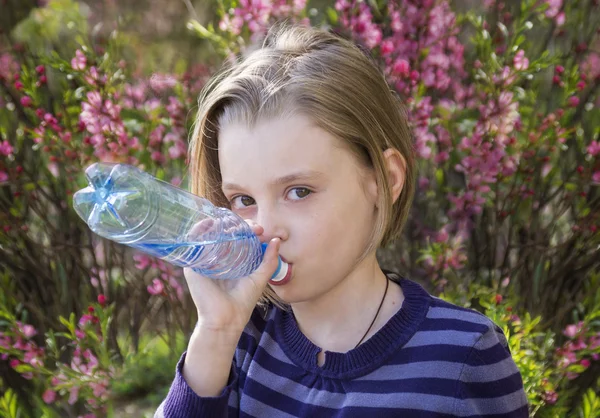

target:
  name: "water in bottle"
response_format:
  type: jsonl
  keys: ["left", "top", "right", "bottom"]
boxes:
{"left": 73, "top": 162, "right": 289, "bottom": 281}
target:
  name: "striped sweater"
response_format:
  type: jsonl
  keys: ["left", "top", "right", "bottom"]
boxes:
{"left": 156, "top": 274, "right": 529, "bottom": 417}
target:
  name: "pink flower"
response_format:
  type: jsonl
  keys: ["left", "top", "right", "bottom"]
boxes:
{"left": 19, "top": 323, "right": 37, "bottom": 338}
{"left": 84, "top": 66, "right": 107, "bottom": 86}
{"left": 20, "top": 96, "right": 32, "bottom": 107}
{"left": 492, "top": 66, "right": 517, "bottom": 86}
{"left": 545, "top": 0, "right": 562, "bottom": 18}
{"left": 23, "top": 349, "right": 43, "bottom": 367}
{"left": 435, "top": 228, "right": 449, "bottom": 243}
{"left": 150, "top": 73, "right": 178, "bottom": 92}
{"left": 71, "top": 49, "right": 87, "bottom": 71}
{"left": 42, "top": 389, "right": 56, "bottom": 404}
{"left": 581, "top": 53, "right": 600, "bottom": 81}
{"left": 133, "top": 253, "right": 152, "bottom": 270}
{"left": 68, "top": 386, "right": 79, "bottom": 405}
{"left": 0, "top": 171, "right": 7, "bottom": 183}
{"left": 12, "top": 337, "right": 27, "bottom": 350}
{"left": 83, "top": 349, "right": 99, "bottom": 370}
{"left": 557, "top": 351, "right": 577, "bottom": 368}
{"left": 168, "top": 140, "right": 187, "bottom": 160}
{"left": 380, "top": 39, "right": 394, "bottom": 55}
{"left": 218, "top": 0, "right": 307, "bottom": 41}
{"left": 392, "top": 59, "right": 410, "bottom": 77}
{"left": 568, "top": 96, "right": 580, "bottom": 107}
{"left": 0, "top": 53, "right": 20, "bottom": 82}
{"left": 85, "top": 91, "right": 103, "bottom": 109}
{"left": 151, "top": 150, "right": 165, "bottom": 163}
{"left": 592, "top": 171, "right": 600, "bottom": 184}
{"left": 587, "top": 141, "right": 600, "bottom": 156}
{"left": 335, "top": 0, "right": 382, "bottom": 49}
{"left": 78, "top": 314, "right": 96, "bottom": 327}
{"left": 542, "top": 390, "right": 558, "bottom": 404}
{"left": 0, "top": 140, "right": 13, "bottom": 156}
{"left": 90, "top": 382, "right": 108, "bottom": 398}
{"left": 563, "top": 324, "right": 579, "bottom": 338}
{"left": 168, "top": 276, "right": 185, "bottom": 301}
{"left": 166, "top": 96, "right": 183, "bottom": 119}
{"left": 513, "top": 50, "right": 529, "bottom": 71}
{"left": 147, "top": 278, "right": 164, "bottom": 295}
{"left": 0, "top": 333, "right": 11, "bottom": 349}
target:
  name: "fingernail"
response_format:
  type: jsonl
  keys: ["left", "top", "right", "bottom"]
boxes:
{"left": 270, "top": 238, "right": 280, "bottom": 251}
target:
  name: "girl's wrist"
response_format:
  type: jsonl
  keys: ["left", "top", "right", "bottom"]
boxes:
{"left": 192, "top": 320, "right": 244, "bottom": 345}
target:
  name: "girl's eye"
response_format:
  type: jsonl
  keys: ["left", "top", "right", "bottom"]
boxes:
{"left": 230, "top": 195, "right": 255, "bottom": 209}
{"left": 229, "top": 188, "right": 312, "bottom": 209}
{"left": 287, "top": 187, "right": 312, "bottom": 200}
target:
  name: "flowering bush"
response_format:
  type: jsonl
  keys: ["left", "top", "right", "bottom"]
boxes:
{"left": 441, "top": 271, "right": 600, "bottom": 415}
{"left": 0, "top": 0, "right": 204, "bottom": 415}
{"left": 0, "top": 301, "right": 114, "bottom": 417}
{"left": 1, "top": 0, "right": 599, "bottom": 415}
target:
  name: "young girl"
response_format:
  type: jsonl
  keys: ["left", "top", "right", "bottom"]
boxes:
{"left": 156, "top": 25, "right": 528, "bottom": 417}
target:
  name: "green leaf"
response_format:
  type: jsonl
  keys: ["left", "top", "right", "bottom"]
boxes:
{"left": 59, "top": 315, "right": 74, "bottom": 334}
{"left": 0, "top": 389, "right": 19, "bottom": 418}
{"left": 435, "top": 168, "right": 444, "bottom": 185}
{"left": 13, "top": 363, "right": 34, "bottom": 374}
{"left": 326, "top": 7, "right": 338, "bottom": 25}
{"left": 565, "top": 183, "right": 578, "bottom": 191}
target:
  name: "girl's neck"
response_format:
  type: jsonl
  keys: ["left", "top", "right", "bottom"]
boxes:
{"left": 289, "top": 256, "right": 404, "bottom": 354}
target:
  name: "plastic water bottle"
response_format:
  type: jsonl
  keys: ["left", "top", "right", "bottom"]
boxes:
{"left": 72, "top": 162, "right": 289, "bottom": 281}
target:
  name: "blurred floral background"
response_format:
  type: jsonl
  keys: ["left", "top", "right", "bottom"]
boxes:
{"left": 0, "top": 0, "right": 599, "bottom": 416}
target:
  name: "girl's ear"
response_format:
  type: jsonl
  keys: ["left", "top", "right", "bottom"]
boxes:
{"left": 382, "top": 148, "right": 406, "bottom": 205}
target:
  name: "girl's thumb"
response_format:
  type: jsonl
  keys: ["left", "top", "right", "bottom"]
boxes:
{"left": 250, "top": 238, "right": 281, "bottom": 288}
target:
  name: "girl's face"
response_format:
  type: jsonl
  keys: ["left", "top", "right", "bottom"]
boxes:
{"left": 218, "top": 113, "right": 379, "bottom": 304}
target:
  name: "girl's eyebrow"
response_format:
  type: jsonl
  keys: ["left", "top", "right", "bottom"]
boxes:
{"left": 222, "top": 170, "right": 326, "bottom": 191}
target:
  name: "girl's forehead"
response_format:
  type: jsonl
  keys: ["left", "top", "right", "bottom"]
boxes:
{"left": 218, "top": 115, "right": 358, "bottom": 186}
{"left": 220, "top": 117, "right": 340, "bottom": 166}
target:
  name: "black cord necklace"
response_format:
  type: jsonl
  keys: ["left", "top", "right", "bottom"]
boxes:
{"left": 354, "top": 276, "right": 389, "bottom": 349}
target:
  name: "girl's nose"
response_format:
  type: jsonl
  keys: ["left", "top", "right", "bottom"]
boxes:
{"left": 256, "top": 207, "right": 289, "bottom": 242}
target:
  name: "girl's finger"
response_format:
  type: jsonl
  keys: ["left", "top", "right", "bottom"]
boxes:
{"left": 189, "top": 218, "right": 215, "bottom": 237}
{"left": 244, "top": 219, "right": 264, "bottom": 236}
{"left": 244, "top": 238, "right": 281, "bottom": 298}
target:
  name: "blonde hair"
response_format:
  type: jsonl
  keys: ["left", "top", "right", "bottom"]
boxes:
{"left": 189, "top": 25, "right": 416, "bottom": 305}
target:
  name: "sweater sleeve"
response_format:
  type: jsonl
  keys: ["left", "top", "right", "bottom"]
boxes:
{"left": 453, "top": 323, "right": 529, "bottom": 417}
{"left": 153, "top": 307, "right": 270, "bottom": 418}
{"left": 154, "top": 351, "right": 238, "bottom": 418}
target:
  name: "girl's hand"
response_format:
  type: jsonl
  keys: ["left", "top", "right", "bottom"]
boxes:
{"left": 183, "top": 220, "right": 279, "bottom": 334}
